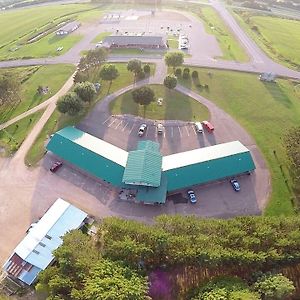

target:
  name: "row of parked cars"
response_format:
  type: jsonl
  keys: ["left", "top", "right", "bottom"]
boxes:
{"left": 138, "top": 121, "right": 214, "bottom": 137}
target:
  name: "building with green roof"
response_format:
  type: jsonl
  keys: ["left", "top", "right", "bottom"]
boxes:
{"left": 47, "top": 127, "right": 256, "bottom": 204}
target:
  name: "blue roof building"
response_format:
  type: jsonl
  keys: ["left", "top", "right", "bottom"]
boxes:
{"left": 2, "top": 199, "right": 87, "bottom": 285}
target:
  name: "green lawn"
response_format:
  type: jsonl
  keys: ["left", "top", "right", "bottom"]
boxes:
{"left": 0, "top": 110, "right": 43, "bottom": 155}
{"left": 167, "top": 36, "right": 179, "bottom": 49}
{"left": 25, "top": 62, "right": 155, "bottom": 166}
{"left": 0, "top": 3, "right": 102, "bottom": 59}
{"left": 110, "top": 84, "right": 210, "bottom": 121}
{"left": 92, "top": 31, "right": 112, "bottom": 44}
{"left": 197, "top": 7, "right": 249, "bottom": 62}
{"left": 0, "top": 64, "right": 76, "bottom": 122}
{"left": 234, "top": 11, "right": 300, "bottom": 69}
{"left": 177, "top": 67, "right": 300, "bottom": 216}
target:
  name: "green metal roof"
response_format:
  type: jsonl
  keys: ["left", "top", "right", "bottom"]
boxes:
{"left": 136, "top": 174, "right": 167, "bottom": 204}
{"left": 122, "top": 141, "right": 162, "bottom": 187}
{"left": 46, "top": 127, "right": 126, "bottom": 187}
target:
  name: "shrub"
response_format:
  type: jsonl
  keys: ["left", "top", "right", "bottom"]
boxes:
{"left": 192, "top": 70, "right": 199, "bottom": 78}
{"left": 143, "top": 64, "right": 150, "bottom": 73}
{"left": 137, "top": 70, "right": 146, "bottom": 80}
{"left": 175, "top": 68, "right": 182, "bottom": 77}
{"left": 183, "top": 67, "right": 190, "bottom": 74}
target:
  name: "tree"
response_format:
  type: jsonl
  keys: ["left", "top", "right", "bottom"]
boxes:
{"left": 163, "top": 75, "right": 177, "bottom": 90}
{"left": 56, "top": 92, "right": 83, "bottom": 116}
{"left": 132, "top": 86, "right": 155, "bottom": 117}
{"left": 253, "top": 273, "right": 295, "bottom": 299}
{"left": 143, "top": 64, "right": 151, "bottom": 74}
{"left": 0, "top": 73, "right": 21, "bottom": 105}
{"left": 73, "top": 70, "right": 89, "bottom": 83}
{"left": 127, "top": 59, "right": 142, "bottom": 80}
{"left": 74, "top": 82, "right": 96, "bottom": 103}
{"left": 77, "top": 48, "right": 108, "bottom": 73}
{"left": 175, "top": 68, "right": 182, "bottom": 77}
{"left": 164, "top": 51, "right": 184, "bottom": 71}
{"left": 99, "top": 64, "right": 119, "bottom": 91}
{"left": 83, "top": 259, "right": 150, "bottom": 300}
{"left": 192, "top": 70, "right": 199, "bottom": 79}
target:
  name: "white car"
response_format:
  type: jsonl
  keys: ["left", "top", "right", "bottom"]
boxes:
{"left": 157, "top": 123, "right": 164, "bottom": 135}
{"left": 138, "top": 124, "right": 147, "bottom": 136}
{"left": 56, "top": 46, "right": 64, "bottom": 52}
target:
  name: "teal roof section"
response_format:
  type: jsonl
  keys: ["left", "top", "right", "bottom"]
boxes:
{"left": 136, "top": 174, "right": 167, "bottom": 204}
{"left": 163, "top": 142, "right": 256, "bottom": 191}
{"left": 122, "top": 141, "right": 162, "bottom": 187}
{"left": 46, "top": 127, "right": 127, "bottom": 187}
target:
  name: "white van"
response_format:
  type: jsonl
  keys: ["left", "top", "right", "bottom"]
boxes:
{"left": 194, "top": 122, "right": 203, "bottom": 133}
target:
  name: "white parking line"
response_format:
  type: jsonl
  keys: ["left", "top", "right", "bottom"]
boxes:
{"left": 108, "top": 118, "right": 117, "bottom": 127}
{"left": 191, "top": 125, "right": 197, "bottom": 135}
{"left": 129, "top": 122, "right": 136, "bottom": 134}
{"left": 178, "top": 126, "right": 182, "bottom": 137}
{"left": 102, "top": 116, "right": 111, "bottom": 125}
{"left": 185, "top": 125, "right": 190, "bottom": 137}
{"left": 122, "top": 122, "right": 129, "bottom": 132}
{"left": 115, "top": 120, "right": 123, "bottom": 130}
{"left": 171, "top": 127, "right": 174, "bottom": 138}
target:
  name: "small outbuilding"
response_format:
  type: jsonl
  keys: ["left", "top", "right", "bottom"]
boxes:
{"left": 56, "top": 21, "right": 80, "bottom": 36}
{"left": 2, "top": 199, "right": 87, "bottom": 285}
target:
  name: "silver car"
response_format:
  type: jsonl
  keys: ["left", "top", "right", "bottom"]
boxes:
{"left": 138, "top": 124, "right": 147, "bottom": 136}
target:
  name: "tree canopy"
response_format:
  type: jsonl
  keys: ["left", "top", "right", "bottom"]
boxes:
{"left": 163, "top": 74, "right": 177, "bottom": 90}
{"left": 0, "top": 73, "right": 21, "bottom": 105}
{"left": 74, "top": 82, "right": 96, "bottom": 103}
{"left": 132, "top": 86, "right": 155, "bottom": 107}
{"left": 164, "top": 51, "right": 184, "bottom": 70}
{"left": 99, "top": 64, "right": 119, "bottom": 83}
{"left": 77, "top": 48, "right": 108, "bottom": 73}
{"left": 127, "top": 59, "right": 142, "bottom": 78}
{"left": 56, "top": 92, "right": 83, "bottom": 116}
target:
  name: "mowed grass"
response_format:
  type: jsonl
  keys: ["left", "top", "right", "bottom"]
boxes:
{"left": 167, "top": 36, "right": 179, "bottom": 49}
{"left": 234, "top": 12, "right": 300, "bottom": 69}
{"left": 198, "top": 7, "right": 249, "bottom": 62}
{"left": 178, "top": 67, "right": 300, "bottom": 216}
{"left": 92, "top": 32, "right": 112, "bottom": 44}
{"left": 110, "top": 84, "right": 210, "bottom": 121}
{"left": 0, "top": 64, "right": 75, "bottom": 122}
{"left": 0, "top": 3, "right": 102, "bottom": 59}
{"left": 25, "top": 62, "right": 155, "bottom": 166}
{"left": 0, "top": 111, "right": 43, "bottom": 154}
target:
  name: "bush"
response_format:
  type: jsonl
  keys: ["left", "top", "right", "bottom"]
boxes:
{"left": 137, "top": 70, "right": 146, "bottom": 80}
{"left": 182, "top": 71, "right": 190, "bottom": 79}
{"left": 175, "top": 68, "right": 182, "bottom": 77}
{"left": 192, "top": 70, "right": 199, "bottom": 78}
{"left": 183, "top": 67, "right": 190, "bottom": 74}
{"left": 143, "top": 64, "right": 150, "bottom": 73}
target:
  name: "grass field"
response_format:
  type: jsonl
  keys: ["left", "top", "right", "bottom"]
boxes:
{"left": 92, "top": 31, "right": 112, "bottom": 44}
{"left": 167, "top": 36, "right": 179, "bottom": 49}
{"left": 234, "top": 11, "right": 300, "bottom": 69}
{"left": 197, "top": 7, "right": 249, "bottom": 62}
{"left": 25, "top": 62, "right": 155, "bottom": 166}
{"left": 0, "top": 64, "right": 75, "bottom": 122}
{"left": 110, "top": 84, "right": 209, "bottom": 121}
{"left": 0, "top": 110, "right": 43, "bottom": 154}
{"left": 0, "top": 3, "right": 102, "bottom": 59}
{"left": 178, "top": 67, "right": 300, "bottom": 216}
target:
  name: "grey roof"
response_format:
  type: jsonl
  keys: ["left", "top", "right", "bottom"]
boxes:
{"left": 103, "top": 35, "right": 165, "bottom": 46}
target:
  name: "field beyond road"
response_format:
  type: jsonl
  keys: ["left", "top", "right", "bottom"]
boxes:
{"left": 178, "top": 67, "right": 300, "bottom": 216}
{"left": 234, "top": 11, "right": 300, "bottom": 69}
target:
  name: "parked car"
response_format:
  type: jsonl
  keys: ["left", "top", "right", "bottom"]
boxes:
{"left": 138, "top": 124, "right": 147, "bottom": 136}
{"left": 50, "top": 161, "right": 63, "bottom": 173}
{"left": 202, "top": 120, "right": 214, "bottom": 133}
{"left": 230, "top": 179, "right": 240, "bottom": 192}
{"left": 157, "top": 123, "right": 164, "bottom": 135}
{"left": 194, "top": 122, "right": 203, "bottom": 133}
{"left": 187, "top": 190, "right": 197, "bottom": 204}
{"left": 56, "top": 46, "right": 63, "bottom": 52}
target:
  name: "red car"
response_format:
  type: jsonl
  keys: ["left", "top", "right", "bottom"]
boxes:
{"left": 202, "top": 120, "right": 214, "bottom": 133}
{"left": 50, "top": 161, "right": 63, "bottom": 173}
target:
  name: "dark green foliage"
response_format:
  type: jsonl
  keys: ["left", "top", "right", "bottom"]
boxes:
{"left": 127, "top": 59, "right": 142, "bottom": 77}
{"left": 183, "top": 67, "right": 190, "bottom": 74}
{"left": 0, "top": 73, "right": 21, "bottom": 105}
{"left": 77, "top": 48, "right": 108, "bottom": 72}
{"left": 143, "top": 64, "right": 151, "bottom": 74}
{"left": 253, "top": 273, "right": 295, "bottom": 299}
{"left": 137, "top": 70, "right": 146, "bottom": 80}
{"left": 191, "top": 277, "right": 260, "bottom": 300}
{"left": 175, "top": 68, "right": 182, "bottom": 77}
{"left": 99, "top": 64, "right": 119, "bottom": 83}
{"left": 73, "top": 71, "right": 89, "bottom": 83}
{"left": 183, "top": 68, "right": 190, "bottom": 79}
{"left": 98, "top": 215, "right": 300, "bottom": 269}
{"left": 132, "top": 86, "right": 155, "bottom": 107}
{"left": 56, "top": 92, "right": 83, "bottom": 116}
{"left": 74, "top": 82, "right": 96, "bottom": 103}
{"left": 164, "top": 51, "right": 184, "bottom": 70}
{"left": 163, "top": 75, "right": 177, "bottom": 90}
{"left": 192, "top": 70, "right": 199, "bottom": 79}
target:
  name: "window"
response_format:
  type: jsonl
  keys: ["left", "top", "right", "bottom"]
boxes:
{"left": 39, "top": 242, "right": 46, "bottom": 247}
{"left": 45, "top": 235, "right": 52, "bottom": 240}
{"left": 33, "top": 249, "right": 40, "bottom": 255}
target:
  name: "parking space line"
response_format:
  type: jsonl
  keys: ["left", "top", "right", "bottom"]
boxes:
{"left": 108, "top": 118, "right": 117, "bottom": 127}
{"left": 122, "top": 122, "right": 129, "bottom": 132}
{"left": 191, "top": 125, "right": 197, "bottom": 135}
{"left": 171, "top": 127, "right": 174, "bottom": 138}
{"left": 178, "top": 126, "right": 182, "bottom": 137}
{"left": 115, "top": 120, "right": 123, "bottom": 130}
{"left": 129, "top": 122, "right": 136, "bottom": 134}
{"left": 185, "top": 125, "right": 190, "bottom": 137}
{"left": 102, "top": 116, "right": 111, "bottom": 125}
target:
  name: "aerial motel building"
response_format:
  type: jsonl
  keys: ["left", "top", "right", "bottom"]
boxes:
{"left": 46, "top": 127, "right": 256, "bottom": 204}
